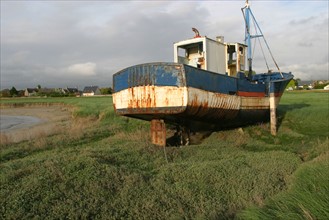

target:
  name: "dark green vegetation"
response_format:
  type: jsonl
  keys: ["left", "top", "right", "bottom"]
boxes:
{"left": 1, "top": 92, "right": 328, "bottom": 219}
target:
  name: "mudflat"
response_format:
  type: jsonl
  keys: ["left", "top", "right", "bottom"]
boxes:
{"left": 1, "top": 115, "right": 42, "bottom": 131}
{"left": 0, "top": 106, "right": 72, "bottom": 143}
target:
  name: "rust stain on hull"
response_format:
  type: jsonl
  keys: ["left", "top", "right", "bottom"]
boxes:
{"left": 185, "top": 87, "right": 240, "bottom": 120}
{"left": 114, "top": 85, "right": 187, "bottom": 115}
{"left": 113, "top": 85, "right": 273, "bottom": 128}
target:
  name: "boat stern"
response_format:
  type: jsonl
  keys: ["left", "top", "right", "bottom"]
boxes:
{"left": 113, "top": 63, "right": 188, "bottom": 118}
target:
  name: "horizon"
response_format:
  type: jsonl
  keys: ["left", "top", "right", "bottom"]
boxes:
{"left": 3, "top": 79, "right": 329, "bottom": 92}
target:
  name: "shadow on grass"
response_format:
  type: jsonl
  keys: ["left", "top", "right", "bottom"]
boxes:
{"left": 277, "top": 103, "right": 310, "bottom": 129}
{"left": 156, "top": 103, "right": 310, "bottom": 147}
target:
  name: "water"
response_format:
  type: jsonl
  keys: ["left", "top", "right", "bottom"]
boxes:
{"left": 0, "top": 115, "right": 42, "bottom": 132}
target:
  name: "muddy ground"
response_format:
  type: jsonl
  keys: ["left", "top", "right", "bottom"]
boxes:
{"left": 0, "top": 106, "right": 72, "bottom": 143}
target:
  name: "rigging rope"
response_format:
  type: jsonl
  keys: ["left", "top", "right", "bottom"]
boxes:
{"left": 248, "top": 9, "right": 283, "bottom": 78}
{"left": 242, "top": 3, "right": 284, "bottom": 78}
{"left": 252, "top": 37, "right": 256, "bottom": 60}
{"left": 252, "top": 17, "right": 270, "bottom": 72}
{"left": 258, "top": 37, "right": 270, "bottom": 72}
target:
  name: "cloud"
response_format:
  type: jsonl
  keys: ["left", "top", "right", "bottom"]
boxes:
{"left": 284, "top": 62, "right": 329, "bottom": 81}
{"left": 289, "top": 16, "right": 316, "bottom": 26}
{"left": 10, "top": 51, "right": 30, "bottom": 63}
{"left": 67, "top": 62, "right": 97, "bottom": 76}
{"left": 0, "top": 1, "right": 328, "bottom": 89}
{"left": 298, "top": 42, "right": 313, "bottom": 47}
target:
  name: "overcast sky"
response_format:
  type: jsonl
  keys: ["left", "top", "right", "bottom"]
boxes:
{"left": 1, "top": 0, "right": 328, "bottom": 90}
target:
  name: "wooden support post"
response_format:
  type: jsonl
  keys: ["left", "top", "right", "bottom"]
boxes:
{"left": 269, "top": 92, "right": 277, "bottom": 136}
{"left": 150, "top": 119, "right": 166, "bottom": 147}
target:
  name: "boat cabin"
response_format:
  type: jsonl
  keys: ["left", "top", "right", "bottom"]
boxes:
{"left": 174, "top": 36, "right": 247, "bottom": 77}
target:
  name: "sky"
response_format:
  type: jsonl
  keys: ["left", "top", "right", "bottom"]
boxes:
{"left": 1, "top": 0, "right": 328, "bottom": 90}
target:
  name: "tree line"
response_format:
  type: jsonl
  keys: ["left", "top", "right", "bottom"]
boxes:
{"left": 0, "top": 86, "right": 113, "bottom": 98}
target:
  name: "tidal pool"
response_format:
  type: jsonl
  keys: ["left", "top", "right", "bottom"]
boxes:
{"left": 0, "top": 115, "right": 42, "bottom": 132}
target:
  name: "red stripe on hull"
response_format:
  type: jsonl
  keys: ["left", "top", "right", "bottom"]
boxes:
{"left": 237, "top": 91, "right": 283, "bottom": 97}
{"left": 237, "top": 91, "right": 265, "bottom": 97}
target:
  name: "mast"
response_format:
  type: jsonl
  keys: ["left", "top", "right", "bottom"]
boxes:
{"left": 241, "top": 0, "right": 283, "bottom": 78}
{"left": 244, "top": 0, "right": 253, "bottom": 79}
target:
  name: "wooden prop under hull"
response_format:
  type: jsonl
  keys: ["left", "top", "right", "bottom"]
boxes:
{"left": 150, "top": 119, "right": 166, "bottom": 146}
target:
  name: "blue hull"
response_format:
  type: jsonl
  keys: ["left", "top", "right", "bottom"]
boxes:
{"left": 114, "top": 62, "right": 292, "bottom": 96}
{"left": 113, "top": 62, "right": 293, "bottom": 129}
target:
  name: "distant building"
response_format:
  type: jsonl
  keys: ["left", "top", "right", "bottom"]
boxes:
{"left": 82, "top": 86, "right": 101, "bottom": 96}
{"left": 24, "top": 88, "right": 38, "bottom": 97}
{"left": 300, "top": 80, "right": 312, "bottom": 86}
{"left": 312, "top": 80, "right": 329, "bottom": 89}
{"left": 62, "top": 87, "right": 80, "bottom": 95}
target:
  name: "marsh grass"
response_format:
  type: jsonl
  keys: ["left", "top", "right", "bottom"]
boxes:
{"left": 0, "top": 134, "right": 10, "bottom": 145}
{"left": 0, "top": 92, "right": 328, "bottom": 219}
{"left": 238, "top": 148, "right": 329, "bottom": 220}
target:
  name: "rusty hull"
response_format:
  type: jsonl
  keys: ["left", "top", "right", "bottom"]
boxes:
{"left": 113, "top": 62, "right": 292, "bottom": 131}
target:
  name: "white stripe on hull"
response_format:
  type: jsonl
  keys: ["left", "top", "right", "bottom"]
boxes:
{"left": 113, "top": 86, "right": 281, "bottom": 114}
{"left": 241, "top": 97, "right": 269, "bottom": 109}
{"left": 185, "top": 87, "right": 241, "bottom": 119}
{"left": 241, "top": 97, "right": 282, "bottom": 109}
{"left": 187, "top": 87, "right": 241, "bottom": 110}
{"left": 113, "top": 86, "right": 188, "bottom": 111}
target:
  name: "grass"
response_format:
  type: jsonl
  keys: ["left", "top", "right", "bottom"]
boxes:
{"left": 0, "top": 91, "right": 328, "bottom": 219}
{"left": 238, "top": 147, "right": 329, "bottom": 220}
{"left": 0, "top": 96, "right": 111, "bottom": 118}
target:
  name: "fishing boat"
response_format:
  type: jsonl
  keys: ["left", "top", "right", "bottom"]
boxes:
{"left": 112, "top": 1, "right": 293, "bottom": 146}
